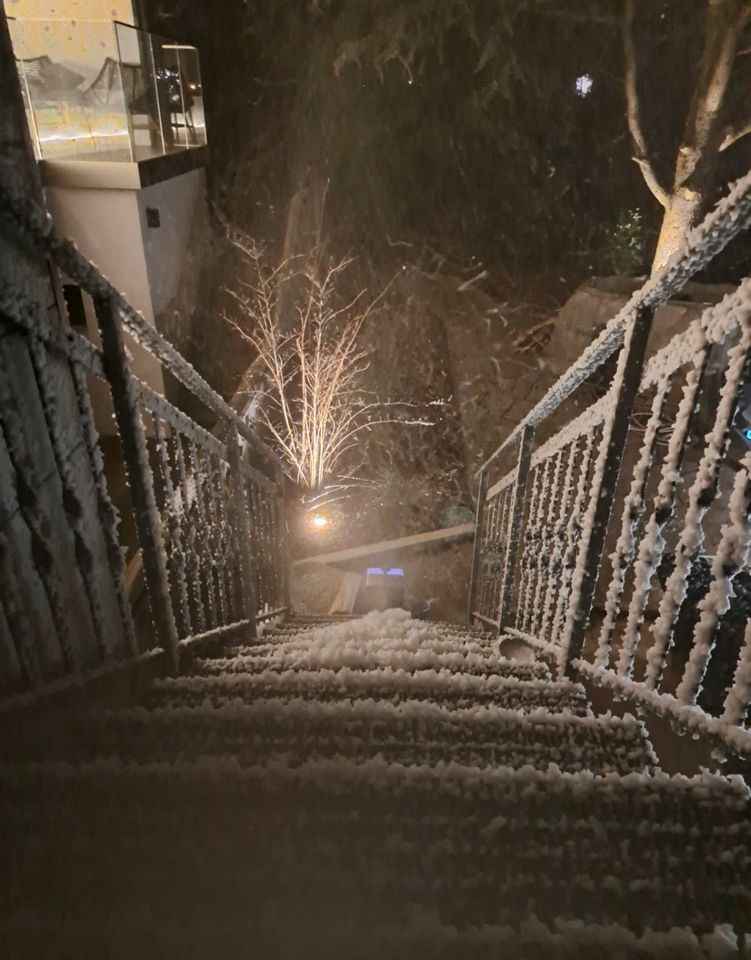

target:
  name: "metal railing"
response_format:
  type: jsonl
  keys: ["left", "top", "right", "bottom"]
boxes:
{"left": 468, "top": 170, "right": 751, "bottom": 757}
{"left": 0, "top": 187, "right": 289, "bottom": 711}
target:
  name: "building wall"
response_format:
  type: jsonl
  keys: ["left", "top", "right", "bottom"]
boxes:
{"left": 137, "top": 168, "right": 208, "bottom": 331}
{"left": 44, "top": 183, "right": 165, "bottom": 432}
{"left": 45, "top": 168, "right": 211, "bottom": 427}
{"left": 6, "top": 0, "right": 134, "bottom": 23}
{"left": 7, "top": 0, "right": 136, "bottom": 81}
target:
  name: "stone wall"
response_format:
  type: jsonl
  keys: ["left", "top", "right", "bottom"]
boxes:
{"left": 445, "top": 277, "right": 734, "bottom": 490}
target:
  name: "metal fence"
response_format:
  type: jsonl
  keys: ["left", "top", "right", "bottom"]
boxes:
{"left": 0, "top": 188, "right": 290, "bottom": 710}
{"left": 468, "top": 170, "right": 751, "bottom": 757}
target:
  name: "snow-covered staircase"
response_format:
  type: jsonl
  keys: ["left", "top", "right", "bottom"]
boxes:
{"left": 3, "top": 610, "right": 750, "bottom": 958}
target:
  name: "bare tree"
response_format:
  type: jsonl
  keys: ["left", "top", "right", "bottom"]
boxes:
{"left": 225, "top": 240, "right": 403, "bottom": 491}
{"left": 624, "top": 0, "right": 751, "bottom": 272}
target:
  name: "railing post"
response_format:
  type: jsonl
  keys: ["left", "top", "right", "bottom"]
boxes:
{"left": 275, "top": 465, "right": 292, "bottom": 619}
{"left": 466, "top": 468, "right": 488, "bottom": 626}
{"left": 559, "top": 305, "right": 655, "bottom": 674}
{"left": 94, "top": 296, "right": 180, "bottom": 674}
{"left": 227, "top": 427, "right": 258, "bottom": 643}
{"left": 497, "top": 424, "right": 534, "bottom": 635}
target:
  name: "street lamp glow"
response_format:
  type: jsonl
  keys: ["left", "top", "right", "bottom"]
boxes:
{"left": 310, "top": 513, "right": 330, "bottom": 530}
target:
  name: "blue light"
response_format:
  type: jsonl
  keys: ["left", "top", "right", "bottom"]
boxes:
{"left": 743, "top": 427, "right": 751, "bottom": 442}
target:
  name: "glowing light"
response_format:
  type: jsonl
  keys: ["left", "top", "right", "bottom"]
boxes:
{"left": 310, "top": 513, "right": 330, "bottom": 530}
{"left": 575, "top": 74, "right": 593, "bottom": 97}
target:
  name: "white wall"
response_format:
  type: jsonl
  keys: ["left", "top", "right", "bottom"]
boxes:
{"left": 45, "top": 183, "right": 165, "bottom": 431}
{"left": 137, "top": 168, "right": 207, "bottom": 320}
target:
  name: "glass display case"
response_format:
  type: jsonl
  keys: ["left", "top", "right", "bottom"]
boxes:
{"left": 9, "top": 17, "right": 206, "bottom": 162}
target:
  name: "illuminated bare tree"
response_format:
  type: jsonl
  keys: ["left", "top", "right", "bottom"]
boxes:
{"left": 226, "top": 239, "right": 398, "bottom": 490}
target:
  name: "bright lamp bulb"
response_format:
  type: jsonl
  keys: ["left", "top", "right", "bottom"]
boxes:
{"left": 310, "top": 514, "right": 329, "bottom": 529}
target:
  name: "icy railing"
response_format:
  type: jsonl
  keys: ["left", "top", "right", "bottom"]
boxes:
{"left": 9, "top": 18, "right": 206, "bottom": 163}
{"left": 0, "top": 186, "right": 288, "bottom": 709}
{"left": 468, "top": 170, "right": 751, "bottom": 757}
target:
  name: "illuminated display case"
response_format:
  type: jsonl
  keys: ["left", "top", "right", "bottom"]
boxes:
{"left": 9, "top": 17, "right": 206, "bottom": 162}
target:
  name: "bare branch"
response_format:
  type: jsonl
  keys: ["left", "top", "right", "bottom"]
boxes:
{"left": 720, "top": 119, "right": 751, "bottom": 151}
{"left": 225, "top": 237, "right": 411, "bottom": 489}
{"left": 622, "top": 0, "right": 668, "bottom": 207}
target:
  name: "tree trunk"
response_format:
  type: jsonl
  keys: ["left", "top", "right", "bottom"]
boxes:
{"left": 650, "top": 0, "right": 750, "bottom": 274}
{"left": 651, "top": 177, "right": 705, "bottom": 273}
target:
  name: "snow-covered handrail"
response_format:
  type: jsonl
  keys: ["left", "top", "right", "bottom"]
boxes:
{"left": 469, "top": 168, "right": 751, "bottom": 757}
{"left": 0, "top": 184, "right": 291, "bottom": 706}
{"left": 0, "top": 185, "right": 284, "bottom": 475}
{"left": 477, "top": 169, "right": 751, "bottom": 475}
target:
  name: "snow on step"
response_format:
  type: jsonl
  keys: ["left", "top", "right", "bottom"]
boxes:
{"left": 243, "top": 634, "right": 499, "bottom": 658}
{"left": 150, "top": 668, "right": 589, "bottom": 714}
{"left": 198, "top": 648, "right": 551, "bottom": 680}
{"left": 256, "top": 608, "right": 497, "bottom": 653}
{"left": 362, "top": 911, "right": 748, "bottom": 960}
{"left": 67, "top": 701, "right": 654, "bottom": 775}
{"left": 3, "top": 760, "right": 749, "bottom": 939}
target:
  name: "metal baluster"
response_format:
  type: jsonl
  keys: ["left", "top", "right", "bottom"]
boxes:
{"left": 187, "top": 440, "right": 218, "bottom": 629}
{"left": 722, "top": 616, "right": 751, "bottom": 726}
{"left": 173, "top": 431, "right": 206, "bottom": 633}
{"left": 483, "top": 494, "right": 501, "bottom": 620}
{"left": 530, "top": 452, "right": 565, "bottom": 636}
{"left": 249, "top": 482, "right": 264, "bottom": 612}
{"left": 675, "top": 450, "right": 751, "bottom": 704}
{"left": 154, "top": 416, "right": 192, "bottom": 639}
{"left": 558, "top": 306, "right": 655, "bottom": 676}
{"left": 203, "top": 451, "right": 228, "bottom": 626}
{"left": 94, "top": 296, "right": 179, "bottom": 673}
{"left": 467, "top": 469, "right": 488, "bottom": 625}
{"left": 227, "top": 429, "right": 258, "bottom": 641}
{"left": 69, "top": 359, "right": 137, "bottom": 658}
{"left": 276, "top": 466, "right": 292, "bottom": 616}
{"left": 550, "top": 429, "right": 597, "bottom": 647}
{"left": 517, "top": 460, "right": 546, "bottom": 632}
{"left": 492, "top": 488, "right": 512, "bottom": 619}
{"left": 538, "top": 439, "right": 579, "bottom": 643}
{"left": 617, "top": 353, "right": 708, "bottom": 678}
{"left": 476, "top": 495, "right": 495, "bottom": 620}
{"left": 222, "top": 460, "right": 242, "bottom": 622}
{"left": 260, "top": 493, "right": 273, "bottom": 610}
{"left": 594, "top": 375, "right": 671, "bottom": 669}
{"left": 644, "top": 332, "right": 750, "bottom": 690}
{"left": 29, "top": 334, "right": 112, "bottom": 660}
{"left": 497, "top": 424, "right": 534, "bottom": 633}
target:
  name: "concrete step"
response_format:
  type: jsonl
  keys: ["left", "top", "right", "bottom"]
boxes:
{"left": 3, "top": 759, "right": 748, "bottom": 954}
{"left": 198, "top": 649, "right": 551, "bottom": 681}
{"left": 149, "top": 669, "right": 590, "bottom": 714}
{"left": 46, "top": 700, "right": 654, "bottom": 775}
